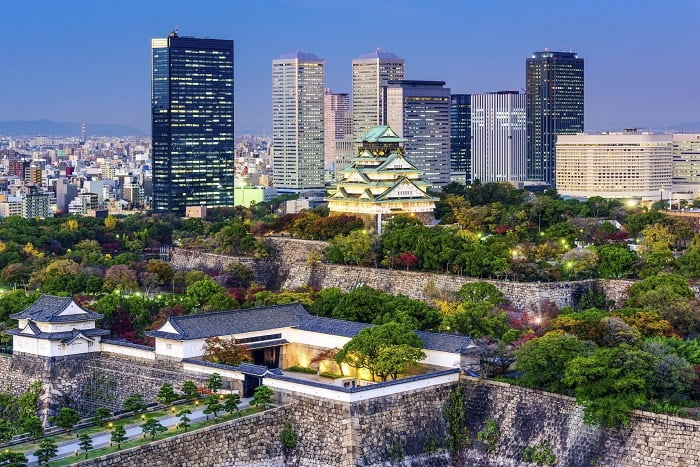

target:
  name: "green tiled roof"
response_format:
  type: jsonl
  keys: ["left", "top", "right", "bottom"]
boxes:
{"left": 356, "top": 125, "right": 405, "bottom": 143}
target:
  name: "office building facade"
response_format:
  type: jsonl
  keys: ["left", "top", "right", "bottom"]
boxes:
{"left": 352, "top": 50, "right": 405, "bottom": 143}
{"left": 324, "top": 89, "right": 353, "bottom": 181}
{"left": 555, "top": 131, "right": 673, "bottom": 200}
{"left": 450, "top": 94, "right": 471, "bottom": 183}
{"left": 672, "top": 134, "right": 700, "bottom": 198}
{"left": 526, "top": 51, "right": 584, "bottom": 185}
{"left": 386, "top": 80, "right": 451, "bottom": 188}
{"left": 471, "top": 92, "right": 527, "bottom": 184}
{"left": 272, "top": 52, "right": 325, "bottom": 190}
{"left": 151, "top": 32, "right": 234, "bottom": 214}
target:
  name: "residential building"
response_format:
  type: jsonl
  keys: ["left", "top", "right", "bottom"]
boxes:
{"left": 324, "top": 89, "right": 353, "bottom": 181}
{"left": 386, "top": 80, "right": 451, "bottom": 188}
{"left": 272, "top": 51, "right": 325, "bottom": 190}
{"left": 352, "top": 50, "right": 405, "bottom": 144}
{"left": 526, "top": 50, "right": 584, "bottom": 185}
{"left": 470, "top": 92, "right": 527, "bottom": 184}
{"left": 22, "top": 192, "right": 51, "bottom": 219}
{"left": 327, "top": 125, "right": 437, "bottom": 233}
{"left": 450, "top": 94, "right": 471, "bottom": 184}
{"left": 151, "top": 31, "right": 234, "bottom": 214}
{"left": 555, "top": 131, "right": 673, "bottom": 201}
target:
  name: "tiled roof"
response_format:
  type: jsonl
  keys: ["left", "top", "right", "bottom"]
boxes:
{"left": 145, "top": 303, "right": 309, "bottom": 341}
{"left": 6, "top": 326, "right": 109, "bottom": 342}
{"left": 296, "top": 315, "right": 475, "bottom": 353}
{"left": 296, "top": 315, "right": 371, "bottom": 338}
{"left": 357, "top": 125, "right": 405, "bottom": 143}
{"left": 10, "top": 294, "right": 103, "bottom": 323}
{"left": 414, "top": 331, "right": 477, "bottom": 353}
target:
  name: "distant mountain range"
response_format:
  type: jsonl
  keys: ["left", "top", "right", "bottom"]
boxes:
{"left": 0, "top": 120, "right": 146, "bottom": 137}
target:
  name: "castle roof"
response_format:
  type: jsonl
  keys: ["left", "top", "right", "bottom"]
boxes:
{"left": 356, "top": 126, "right": 405, "bottom": 143}
{"left": 6, "top": 325, "right": 109, "bottom": 342}
{"left": 145, "top": 303, "right": 308, "bottom": 340}
{"left": 10, "top": 294, "right": 103, "bottom": 323}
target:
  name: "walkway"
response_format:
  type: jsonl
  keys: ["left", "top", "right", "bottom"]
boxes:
{"left": 25, "top": 398, "right": 252, "bottom": 466}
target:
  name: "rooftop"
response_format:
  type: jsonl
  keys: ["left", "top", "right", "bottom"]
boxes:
{"left": 10, "top": 294, "right": 103, "bottom": 323}
{"left": 145, "top": 303, "right": 308, "bottom": 340}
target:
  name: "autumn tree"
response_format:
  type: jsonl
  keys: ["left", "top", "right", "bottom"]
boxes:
{"left": 203, "top": 337, "right": 252, "bottom": 366}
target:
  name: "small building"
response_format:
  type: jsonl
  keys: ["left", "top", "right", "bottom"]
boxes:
{"left": 7, "top": 295, "right": 109, "bottom": 357}
{"left": 327, "top": 125, "right": 437, "bottom": 233}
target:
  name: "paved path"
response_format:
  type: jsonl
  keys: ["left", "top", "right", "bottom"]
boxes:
{"left": 25, "top": 398, "right": 252, "bottom": 466}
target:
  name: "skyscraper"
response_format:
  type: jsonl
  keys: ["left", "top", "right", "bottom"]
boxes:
{"left": 450, "top": 94, "right": 471, "bottom": 184}
{"left": 151, "top": 32, "right": 234, "bottom": 214}
{"left": 526, "top": 50, "right": 584, "bottom": 185}
{"left": 386, "top": 80, "right": 451, "bottom": 188}
{"left": 272, "top": 52, "right": 325, "bottom": 190}
{"left": 352, "top": 50, "right": 405, "bottom": 143}
{"left": 471, "top": 92, "right": 527, "bottom": 184}
{"left": 324, "top": 89, "right": 353, "bottom": 181}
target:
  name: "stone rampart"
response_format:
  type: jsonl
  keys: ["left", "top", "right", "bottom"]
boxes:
{"left": 62, "top": 374, "right": 700, "bottom": 466}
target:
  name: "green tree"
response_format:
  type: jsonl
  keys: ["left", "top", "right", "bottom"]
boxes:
{"left": 280, "top": 421, "right": 298, "bottom": 463}
{"left": 0, "top": 420, "right": 15, "bottom": 443}
{"left": 181, "top": 381, "right": 199, "bottom": 400}
{"left": 110, "top": 424, "right": 128, "bottom": 449}
{"left": 224, "top": 394, "right": 241, "bottom": 415}
{"left": 251, "top": 385, "right": 274, "bottom": 409}
{"left": 676, "top": 247, "right": 700, "bottom": 279}
{"left": 186, "top": 279, "right": 226, "bottom": 310}
{"left": 325, "top": 230, "right": 374, "bottom": 266}
{"left": 21, "top": 416, "right": 43, "bottom": 439}
{"left": 177, "top": 409, "right": 192, "bottom": 431}
{"left": 374, "top": 344, "right": 426, "bottom": 381}
{"left": 515, "top": 332, "right": 594, "bottom": 393}
{"left": 0, "top": 450, "right": 28, "bottom": 466}
{"left": 642, "top": 340, "right": 696, "bottom": 402}
{"left": 156, "top": 383, "right": 179, "bottom": 406}
{"left": 203, "top": 337, "right": 252, "bottom": 366}
{"left": 444, "top": 301, "right": 509, "bottom": 340}
{"left": 93, "top": 407, "right": 112, "bottom": 427}
{"left": 33, "top": 438, "right": 58, "bottom": 466}
{"left": 53, "top": 407, "right": 81, "bottom": 433}
{"left": 203, "top": 394, "right": 224, "bottom": 419}
{"left": 103, "top": 264, "right": 139, "bottom": 293}
{"left": 141, "top": 418, "right": 167, "bottom": 439}
{"left": 122, "top": 393, "right": 146, "bottom": 414}
{"left": 336, "top": 322, "right": 424, "bottom": 381}
{"left": 595, "top": 243, "right": 636, "bottom": 279}
{"left": 563, "top": 345, "right": 654, "bottom": 427}
{"left": 456, "top": 282, "right": 504, "bottom": 306}
{"left": 78, "top": 433, "right": 93, "bottom": 459}
{"left": 206, "top": 373, "right": 223, "bottom": 393}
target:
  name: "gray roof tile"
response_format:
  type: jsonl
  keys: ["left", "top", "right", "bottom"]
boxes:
{"left": 10, "top": 294, "right": 103, "bottom": 322}
{"left": 145, "top": 303, "right": 309, "bottom": 340}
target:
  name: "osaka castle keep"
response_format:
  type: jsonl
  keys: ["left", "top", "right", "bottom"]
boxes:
{"left": 327, "top": 125, "right": 437, "bottom": 232}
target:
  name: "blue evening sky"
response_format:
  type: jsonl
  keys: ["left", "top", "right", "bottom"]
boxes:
{"left": 1, "top": 0, "right": 698, "bottom": 135}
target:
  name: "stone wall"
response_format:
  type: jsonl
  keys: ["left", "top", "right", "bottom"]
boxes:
{"left": 75, "top": 407, "right": 290, "bottom": 467}
{"left": 286, "top": 262, "right": 634, "bottom": 311}
{"left": 169, "top": 249, "right": 280, "bottom": 289}
{"left": 458, "top": 378, "right": 700, "bottom": 467}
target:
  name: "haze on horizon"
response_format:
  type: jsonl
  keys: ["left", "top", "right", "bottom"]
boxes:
{"left": 0, "top": 0, "right": 698, "bottom": 135}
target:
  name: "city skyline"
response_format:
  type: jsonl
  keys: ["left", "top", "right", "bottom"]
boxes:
{"left": 1, "top": 0, "right": 699, "bottom": 135}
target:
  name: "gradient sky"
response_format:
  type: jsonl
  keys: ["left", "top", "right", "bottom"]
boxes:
{"left": 1, "top": 0, "right": 698, "bottom": 135}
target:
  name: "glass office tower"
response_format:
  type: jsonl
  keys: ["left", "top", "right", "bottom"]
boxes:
{"left": 450, "top": 94, "right": 471, "bottom": 183}
{"left": 151, "top": 32, "right": 234, "bottom": 214}
{"left": 526, "top": 51, "right": 584, "bottom": 185}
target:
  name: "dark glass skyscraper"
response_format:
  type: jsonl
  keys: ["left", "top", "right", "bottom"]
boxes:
{"left": 450, "top": 94, "right": 471, "bottom": 183}
{"left": 151, "top": 32, "right": 234, "bottom": 214}
{"left": 526, "top": 51, "right": 584, "bottom": 185}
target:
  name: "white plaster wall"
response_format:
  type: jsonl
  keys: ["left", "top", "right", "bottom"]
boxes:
{"left": 182, "top": 362, "right": 245, "bottom": 381}
{"left": 265, "top": 371, "right": 459, "bottom": 403}
{"left": 13, "top": 335, "right": 99, "bottom": 357}
{"left": 100, "top": 343, "right": 156, "bottom": 360}
{"left": 154, "top": 339, "right": 186, "bottom": 359}
{"left": 39, "top": 321, "right": 96, "bottom": 333}
{"left": 423, "top": 349, "right": 461, "bottom": 368}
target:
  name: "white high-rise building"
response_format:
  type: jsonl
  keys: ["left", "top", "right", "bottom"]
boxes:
{"left": 672, "top": 134, "right": 700, "bottom": 198}
{"left": 272, "top": 52, "right": 325, "bottom": 190}
{"left": 470, "top": 92, "right": 527, "bottom": 184}
{"left": 555, "top": 130, "right": 673, "bottom": 200}
{"left": 324, "top": 89, "right": 353, "bottom": 181}
{"left": 352, "top": 50, "right": 404, "bottom": 143}
{"left": 386, "top": 80, "right": 451, "bottom": 188}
